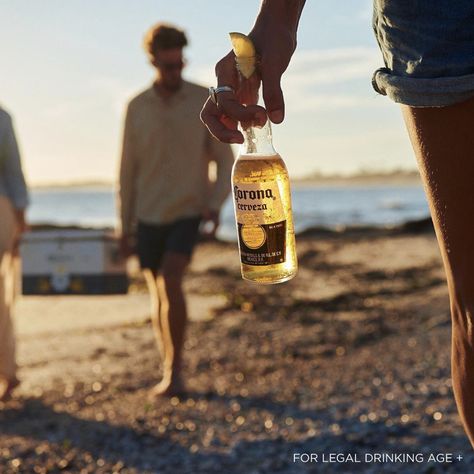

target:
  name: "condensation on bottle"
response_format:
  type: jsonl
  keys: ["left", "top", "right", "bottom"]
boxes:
{"left": 231, "top": 118, "right": 298, "bottom": 284}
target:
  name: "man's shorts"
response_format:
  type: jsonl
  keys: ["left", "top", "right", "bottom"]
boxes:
{"left": 136, "top": 216, "right": 202, "bottom": 271}
{"left": 372, "top": 1, "right": 474, "bottom": 107}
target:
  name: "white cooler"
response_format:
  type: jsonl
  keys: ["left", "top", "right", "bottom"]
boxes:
{"left": 20, "top": 229, "right": 128, "bottom": 295}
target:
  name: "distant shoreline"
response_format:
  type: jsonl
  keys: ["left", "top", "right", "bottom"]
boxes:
{"left": 31, "top": 181, "right": 115, "bottom": 190}
{"left": 31, "top": 170, "right": 422, "bottom": 190}
{"left": 293, "top": 169, "right": 421, "bottom": 187}
{"left": 30, "top": 215, "right": 433, "bottom": 237}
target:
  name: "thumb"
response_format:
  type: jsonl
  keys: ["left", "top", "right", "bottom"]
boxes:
{"left": 261, "top": 65, "right": 285, "bottom": 124}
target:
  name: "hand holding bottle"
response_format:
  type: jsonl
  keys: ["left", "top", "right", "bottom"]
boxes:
{"left": 200, "top": 0, "right": 306, "bottom": 143}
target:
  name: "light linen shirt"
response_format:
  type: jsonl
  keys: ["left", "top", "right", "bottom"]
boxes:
{"left": 119, "top": 81, "right": 234, "bottom": 235}
{"left": 0, "top": 107, "right": 29, "bottom": 209}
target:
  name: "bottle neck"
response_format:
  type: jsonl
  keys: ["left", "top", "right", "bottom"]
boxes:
{"left": 239, "top": 119, "right": 277, "bottom": 157}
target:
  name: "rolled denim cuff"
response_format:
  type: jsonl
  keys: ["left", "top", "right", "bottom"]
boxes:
{"left": 372, "top": 67, "right": 474, "bottom": 107}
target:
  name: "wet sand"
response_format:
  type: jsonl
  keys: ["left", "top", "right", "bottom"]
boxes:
{"left": 1, "top": 222, "right": 474, "bottom": 473}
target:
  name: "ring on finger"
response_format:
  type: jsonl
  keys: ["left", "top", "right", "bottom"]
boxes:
{"left": 209, "top": 86, "right": 234, "bottom": 105}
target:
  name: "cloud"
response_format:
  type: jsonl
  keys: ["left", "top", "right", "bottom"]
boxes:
{"left": 187, "top": 65, "right": 215, "bottom": 88}
{"left": 189, "top": 46, "right": 384, "bottom": 113}
{"left": 41, "top": 76, "right": 143, "bottom": 121}
{"left": 285, "top": 93, "right": 384, "bottom": 112}
{"left": 88, "top": 77, "right": 142, "bottom": 116}
{"left": 42, "top": 100, "right": 92, "bottom": 119}
{"left": 288, "top": 47, "right": 380, "bottom": 85}
{"left": 357, "top": 0, "right": 374, "bottom": 22}
{"left": 284, "top": 47, "right": 383, "bottom": 112}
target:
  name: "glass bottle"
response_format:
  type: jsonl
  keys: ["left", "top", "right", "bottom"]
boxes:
{"left": 231, "top": 118, "right": 298, "bottom": 283}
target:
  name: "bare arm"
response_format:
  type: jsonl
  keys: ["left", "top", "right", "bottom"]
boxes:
{"left": 202, "top": 136, "right": 235, "bottom": 237}
{"left": 118, "top": 105, "right": 137, "bottom": 254}
{"left": 201, "top": 0, "right": 306, "bottom": 143}
{"left": 1, "top": 113, "right": 29, "bottom": 237}
{"left": 207, "top": 138, "right": 234, "bottom": 212}
{"left": 2, "top": 114, "right": 29, "bottom": 212}
{"left": 250, "top": 0, "right": 306, "bottom": 121}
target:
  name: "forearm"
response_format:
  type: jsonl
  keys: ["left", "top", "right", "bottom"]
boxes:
{"left": 119, "top": 157, "right": 136, "bottom": 236}
{"left": 251, "top": 0, "right": 306, "bottom": 47}
{"left": 13, "top": 207, "right": 27, "bottom": 234}
{"left": 209, "top": 184, "right": 230, "bottom": 212}
{"left": 118, "top": 185, "right": 135, "bottom": 236}
{"left": 208, "top": 173, "right": 231, "bottom": 211}
{"left": 208, "top": 145, "right": 234, "bottom": 210}
{"left": 3, "top": 115, "right": 29, "bottom": 209}
{"left": 119, "top": 106, "right": 137, "bottom": 236}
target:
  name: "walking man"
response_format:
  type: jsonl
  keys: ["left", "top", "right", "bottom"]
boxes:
{"left": 0, "top": 106, "right": 29, "bottom": 401}
{"left": 119, "top": 23, "right": 234, "bottom": 396}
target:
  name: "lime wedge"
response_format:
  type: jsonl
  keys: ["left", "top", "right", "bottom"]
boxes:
{"left": 229, "top": 32, "right": 256, "bottom": 78}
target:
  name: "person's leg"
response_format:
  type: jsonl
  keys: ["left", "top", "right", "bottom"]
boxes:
{"left": 151, "top": 251, "right": 190, "bottom": 396}
{"left": 401, "top": 95, "right": 474, "bottom": 446}
{"left": 143, "top": 268, "right": 165, "bottom": 361}
{"left": 136, "top": 221, "right": 168, "bottom": 362}
{"left": 0, "top": 197, "right": 19, "bottom": 400}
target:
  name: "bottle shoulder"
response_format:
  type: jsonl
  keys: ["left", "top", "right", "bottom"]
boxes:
{"left": 235, "top": 154, "right": 287, "bottom": 167}
{"left": 235, "top": 153, "right": 287, "bottom": 166}
{"left": 232, "top": 154, "right": 288, "bottom": 180}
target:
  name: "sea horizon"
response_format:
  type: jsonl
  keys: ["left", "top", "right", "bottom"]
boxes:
{"left": 27, "top": 179, "right": 429, "bottom": 242}
{"left": 29, "top": 168, "right": 422, "bottom": 190}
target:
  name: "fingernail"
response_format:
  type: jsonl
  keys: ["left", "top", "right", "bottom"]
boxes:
{"left": 230, "top": 137, "right": 243, "bottom": 144}
{"left": 269, "top": 110, "right": 284, "bottom": 123}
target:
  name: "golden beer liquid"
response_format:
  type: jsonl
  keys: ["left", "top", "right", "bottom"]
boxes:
{"left": 232, "top": 153, "right": 298, "bottom": 284}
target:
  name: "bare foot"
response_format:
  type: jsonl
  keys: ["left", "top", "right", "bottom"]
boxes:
{"left": 149, "top": 376, "right": 185, "bottom": 398}
{"left": 0, "top": 377, "right": 20, "bottom": 402}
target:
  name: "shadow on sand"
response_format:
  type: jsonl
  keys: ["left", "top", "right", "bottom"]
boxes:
{"left": 1, "top": 392, "right": 472, "bottom": 473}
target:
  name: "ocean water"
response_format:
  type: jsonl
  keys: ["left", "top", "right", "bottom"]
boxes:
{"left": 28, "top": 184, "right": 430, "bottom": 241}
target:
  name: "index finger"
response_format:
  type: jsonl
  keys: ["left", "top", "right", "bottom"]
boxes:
{"left": 215, "top": 52, "right": 259, "bottom": 123}
{"left": 200, "top": 97, "right": 244, "bottom": 143}
{"left": 216, "top": 92, "right": 258, "bottom": 123}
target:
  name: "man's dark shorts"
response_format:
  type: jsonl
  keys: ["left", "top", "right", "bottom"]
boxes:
{"left": 137, "top": 216, "right": 202, "bottom": 271}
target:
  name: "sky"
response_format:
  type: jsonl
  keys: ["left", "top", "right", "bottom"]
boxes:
{"left": 0, "top": 0, "right": 415, "bottom": 185}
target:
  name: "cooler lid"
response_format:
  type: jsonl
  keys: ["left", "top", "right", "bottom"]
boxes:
{"left": 21, "top": 229, "right": 116, "bottom": 243}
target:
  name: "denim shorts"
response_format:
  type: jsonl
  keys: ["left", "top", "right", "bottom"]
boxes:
{"left": 372, "top": 0, "right": 474, "bottom": 107}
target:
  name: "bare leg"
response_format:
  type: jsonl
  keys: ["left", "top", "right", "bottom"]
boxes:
{"left": 0, "top": 198, "right": 19, "bottom": 401}
{"left": 143, "top": 269, "right": 165, "bottom": 361}
{"left": 151, "top": 252, "right": 189, "bottom": 397}
{"left": 402, "top": 96, "right": 474, "bottom": 446}
{"left": 0, "top": 376, "right": 20, "bottom": 402}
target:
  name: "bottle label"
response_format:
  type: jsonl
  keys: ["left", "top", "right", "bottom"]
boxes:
{"left": 238, "top": 221, "right": 286, "bottom": 265}
{"left": 233, "top": 181, "right": 286, "bottom": 266}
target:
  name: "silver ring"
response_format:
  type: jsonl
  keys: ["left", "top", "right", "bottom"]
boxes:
{"left": 209, "top": 86, "right": 234, "bottom": 105}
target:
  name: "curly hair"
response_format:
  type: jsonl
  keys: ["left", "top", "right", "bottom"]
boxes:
{"left": 143, "top": 23, "right": 188, "bottom": 58}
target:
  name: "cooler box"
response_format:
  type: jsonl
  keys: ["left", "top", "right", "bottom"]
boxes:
{"left": 20, "top": 229, "right": 129, "bottom": 295}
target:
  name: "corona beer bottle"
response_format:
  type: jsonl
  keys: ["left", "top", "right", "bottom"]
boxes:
{"left": 232, "top": 118, "right": 298, "bottom": 283}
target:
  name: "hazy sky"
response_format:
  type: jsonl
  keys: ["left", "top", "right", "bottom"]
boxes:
{"left": 0, "top": 0, "right": 415, "bottom": 185}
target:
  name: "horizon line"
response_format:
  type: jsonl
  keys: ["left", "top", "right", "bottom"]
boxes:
{"left": 29, "top": 167, "right": 420, "bottom": 189}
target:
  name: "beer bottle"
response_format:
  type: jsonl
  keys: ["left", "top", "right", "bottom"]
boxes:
{"left": 232, "top": 118, "right": 298, "bottom": 283}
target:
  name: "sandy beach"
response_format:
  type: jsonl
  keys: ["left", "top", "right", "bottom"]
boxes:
{"left": 1, "top": 222, "right": 474, "bottom": 473}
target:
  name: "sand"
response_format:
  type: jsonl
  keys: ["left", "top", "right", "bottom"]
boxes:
{"left": 1, "top": 223, "right": 474, "bottom": 473}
